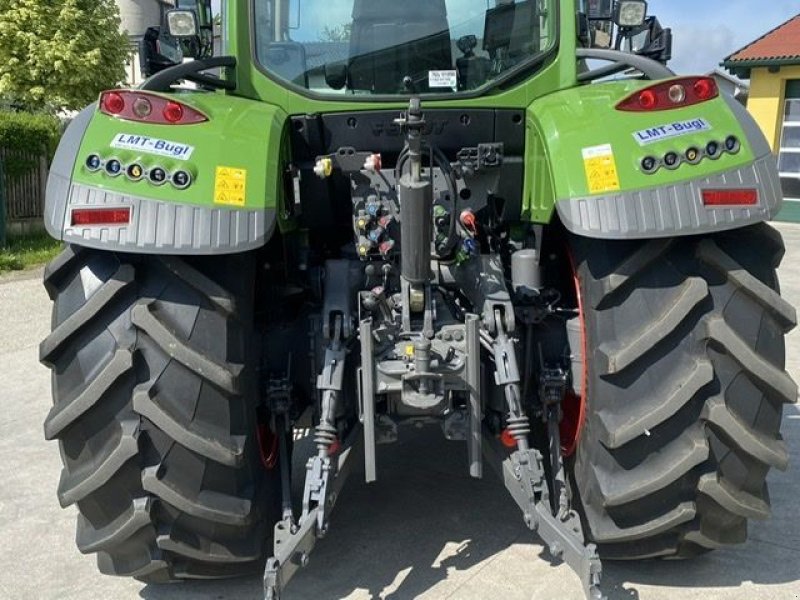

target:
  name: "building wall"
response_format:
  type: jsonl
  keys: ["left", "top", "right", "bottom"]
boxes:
{"left": 747, "top": 65, "right": 800, "bottom": 151}
{"left": 118, "top": 0, "right": 164, "bottom": 40}
{"left": 117, "top": 0, "right": 177, "bottom": 86}
{"left": 746, "top": 65, "right": 800, "bottom": 222}
{"left": 124, "top": 48, "right": 146, "bottom": 88}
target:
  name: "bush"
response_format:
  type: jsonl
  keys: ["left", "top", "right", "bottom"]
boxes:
{"left": 0, "top": 110, "right": 61, "bottom": 178}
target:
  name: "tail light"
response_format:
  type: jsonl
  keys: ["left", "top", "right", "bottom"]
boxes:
{"left": 132, "top": 97, "right": 152, "bottom": 118}
{"left": 99, "top": 90, "right": 207, "bottom": 124}
{"left": 102, "top": 92, "right": 126, "bottom": 115}
{"left": 71, "top": 207, "right": 131, "bottom": 226}
{"left": 163, "top": 101, "right": 184, "bottom": 123}
{"left": 617, "top": 77, "right": 719, "bottom": 112}
{"left": 702, "top": 189, "right": 758, "bottom": 207}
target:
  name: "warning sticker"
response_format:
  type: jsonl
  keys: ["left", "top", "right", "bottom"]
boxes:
{"left": 214, "top": 166, "right": 247, "bottom": 206}
{"left": 582, "top": 144, "right": 620, "bottom": 194}
{"left": 428, "top": 70, "right": 458, "bottom": 89}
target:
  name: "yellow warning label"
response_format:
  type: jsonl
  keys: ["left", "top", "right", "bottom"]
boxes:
{"left": 214, "top": 166, "right": 247, "bottom": 206}
{"left": 582, "top": 144, "right": 620, "bottom": 194}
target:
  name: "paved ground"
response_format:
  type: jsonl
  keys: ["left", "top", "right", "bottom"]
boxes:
{"left": 1, "top": 224, "right": 799, "bottom": 600}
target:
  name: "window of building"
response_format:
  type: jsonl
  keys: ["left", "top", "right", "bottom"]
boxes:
{"left": 778, "top": 80, "right": 800, "bottom": 200}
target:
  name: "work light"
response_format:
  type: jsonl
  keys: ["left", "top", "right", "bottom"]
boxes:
{"left": 166, "top": 9, "right": 198, "bottom": 38}
{"left": 614, "top": 0, "right": 648, "bottom": 28}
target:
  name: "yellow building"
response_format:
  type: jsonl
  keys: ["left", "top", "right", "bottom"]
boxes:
{"left": 723, "top": 14, "right": 800, "bottom": 221}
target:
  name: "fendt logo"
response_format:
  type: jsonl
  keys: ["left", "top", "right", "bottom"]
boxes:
{"left": 371, "top": 120, "right": 449, "bottom": 137}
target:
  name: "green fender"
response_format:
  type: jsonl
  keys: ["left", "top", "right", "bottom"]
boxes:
{"left": 524, "top": 79, "right": 782, "bottom": 239}
{"left": 45, "top": 91, "right": 287, "bottom": 254}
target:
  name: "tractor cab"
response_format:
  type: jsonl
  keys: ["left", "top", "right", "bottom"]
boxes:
{"left": 144, "top": 0, "right": 671, "bottom": 96}
{"left": 148, "top": 0, "right": 559, "bottom": 95}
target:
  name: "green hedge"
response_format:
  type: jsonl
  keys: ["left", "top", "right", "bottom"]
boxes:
{"left": 0, "top": 111, "right": 62, "bottom": 178}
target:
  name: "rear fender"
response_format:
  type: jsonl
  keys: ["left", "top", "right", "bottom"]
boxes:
{"left": 45, "top": 92, "right": 286, "bottom": 254}
{"left": 525, "top": 80, "right": 781, "bottom": 239}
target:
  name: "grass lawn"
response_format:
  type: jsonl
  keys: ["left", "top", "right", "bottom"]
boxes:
{"left": 0, "top": 231, "right": 62, "bottom": 273}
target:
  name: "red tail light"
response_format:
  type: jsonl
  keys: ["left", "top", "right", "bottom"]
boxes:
{"left": 102, "top": 92, "right": 126, "bottom": 115}
{"left": 617, "top": 77, "right": 719, "bottom": 112}
{"left": 163, "top": 101, "right": 184, "bottom": 123}
{"left": 71, "top": 207, "right": 131, "bottom": 226}
{"left": 98, "top": 90, "right": 207, "bottom": 125}
{"left": 693, "top": 78, "right": 716, "bottom": 101}
{"left": 702, "top": 189, "right": 758, "bottom": 207}
{"left": 638, "top": 89, "right": 657, "bottom": 110}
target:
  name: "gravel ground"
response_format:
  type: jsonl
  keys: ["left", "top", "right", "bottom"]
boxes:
{"left": 1, "top": 224, "right": 799, "bottom": 600}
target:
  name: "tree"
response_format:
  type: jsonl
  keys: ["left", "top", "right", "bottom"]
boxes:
{"left": 0, "top": 0, "right": 130, "bottom": 112}
{"left": 319, "top": 24, "right": 352, "bottom": 43}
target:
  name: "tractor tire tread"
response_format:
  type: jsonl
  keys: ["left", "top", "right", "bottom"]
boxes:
{"left": 41, "top": 247, "right": 277, "bottom": 580}
{"left": 571, "top": 223, "right": 796, "bottom": 559}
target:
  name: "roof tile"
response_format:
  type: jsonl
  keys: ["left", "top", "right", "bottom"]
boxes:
{"left": 726, "top": 14, "right": 800, "bottom": 63}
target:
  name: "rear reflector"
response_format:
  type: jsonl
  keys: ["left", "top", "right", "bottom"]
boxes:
{"left": 500, "top": 428, "right": 517, "bottom": 449}
{"left": 71, "top": 207, "right": 131, "bottom": 226}
{"left": 702, "top": 189, "right": 758, "bottom": 207}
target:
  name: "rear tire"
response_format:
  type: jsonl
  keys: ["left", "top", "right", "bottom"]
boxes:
{"left": 568, "top": 223, "right": 797, "bottom": 559}
{"left": 40, "top": 246, "right": 279, "bottom": 581}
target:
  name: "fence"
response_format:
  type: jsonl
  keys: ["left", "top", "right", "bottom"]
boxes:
{"left": 0, "top": 158, "right": 5, "bottom": 247}
{"left": 0, "top": 148, "right": 49, "bottom": 222}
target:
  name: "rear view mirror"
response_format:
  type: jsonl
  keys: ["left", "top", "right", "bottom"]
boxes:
{"left": 139, "top": 26, "right": 182, "bottom": 78}
{"left": 325, "top": 62, "right": 348, "bottom": 90}
{"left": 166, "top": 9, "right": 199, "bottom": 38}
{"left": 617, "top": 15, "right": 672, "bottom": 64}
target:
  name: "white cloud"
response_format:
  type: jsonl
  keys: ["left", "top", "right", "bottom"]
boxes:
{"left": 650, "top": 0, "right": 799, "bottom": 77}
{"left": 669, "top": 24, "right": 737, "bottom": 74}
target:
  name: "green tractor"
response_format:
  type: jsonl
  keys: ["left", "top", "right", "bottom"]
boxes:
{"left": 39, "top": 0, "right": 797, "bottom": 598}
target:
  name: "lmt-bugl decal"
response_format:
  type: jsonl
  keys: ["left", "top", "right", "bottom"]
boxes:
{"left": 633, "top": 118, "right": 712, "bottom": 146}
{"left": 111, "top": 133, "right": 195, "bottom": 160}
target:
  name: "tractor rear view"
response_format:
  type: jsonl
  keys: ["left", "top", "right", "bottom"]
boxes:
{"left": 39, "top": 0, "right": 796, "bottom": 598}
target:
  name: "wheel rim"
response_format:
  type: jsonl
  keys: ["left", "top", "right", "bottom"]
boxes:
{"left": 561, "top": 249, "right": 587, "bottom": 457}
{"left": 256, "top": 416, "right": 279, "bottom": 470}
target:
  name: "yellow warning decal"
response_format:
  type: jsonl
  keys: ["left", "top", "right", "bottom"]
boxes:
{"left": 214, "top": 166, "right": 247, "bottom": 206}
{"left": 582, "top": 144, "right": 620, "bottom": 194}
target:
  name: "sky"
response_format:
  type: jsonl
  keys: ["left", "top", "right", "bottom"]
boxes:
{"left": 644, "top": 0, "right": 798, "bottom": 77}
